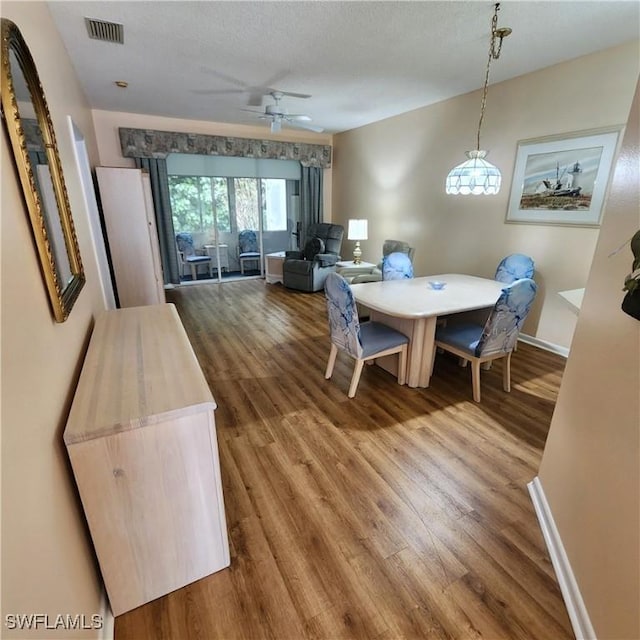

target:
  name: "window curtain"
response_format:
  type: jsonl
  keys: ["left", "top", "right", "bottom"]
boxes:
{"left": 300, "top": 165, "right": 323, "bottom": 245}
{"left": 134, "top": 157, "right": 180, "bottom": 285}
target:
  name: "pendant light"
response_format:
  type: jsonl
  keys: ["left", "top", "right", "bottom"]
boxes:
{"left": 445, "top": 3, "right": 512, "bottom": 195}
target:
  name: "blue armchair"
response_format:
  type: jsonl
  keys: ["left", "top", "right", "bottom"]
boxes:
{"left": 175, "top": 232, "right": 212, "bottom": 280}
{"left": 238, "top": 230, "right": 261, "bottom": 274}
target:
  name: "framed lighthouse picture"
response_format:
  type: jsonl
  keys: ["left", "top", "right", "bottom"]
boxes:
{"left": 506, "top": 127, "right": 621, "bottom": 227}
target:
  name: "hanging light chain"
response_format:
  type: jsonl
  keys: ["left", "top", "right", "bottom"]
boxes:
{"left": 475, "top": 3, "right": 510, "bottom": 152}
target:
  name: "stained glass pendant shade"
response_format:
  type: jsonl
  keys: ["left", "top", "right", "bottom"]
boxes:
{"left": 446, "top": 4, "right": 511, "bottom": 196}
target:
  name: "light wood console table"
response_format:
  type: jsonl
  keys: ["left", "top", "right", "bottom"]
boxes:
{"left": 64, "top": 303, "right": 230, "bottom": 615}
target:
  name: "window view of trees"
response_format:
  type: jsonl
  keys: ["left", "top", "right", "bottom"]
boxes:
{"left": 233, "top": 178, "right": 259, "bottom": 232}
{"left": 168, "top": 176, "right": 288, "bottom": 235}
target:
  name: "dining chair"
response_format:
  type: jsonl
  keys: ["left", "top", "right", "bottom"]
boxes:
{"left": 346, "top": 239, "right": 415, "bottom": 284}
{"left": 175, "top": 232, "right": 213, "bottom": 280}
{"left": 382, "top": 251, "right": 414, "bottom": 280}
{"left": 238, "top": 230, "right": 261, "bottom": 274}
{"left": 434, "top": 278, "right": 537, "bottom": 402}
{"left": 324, "top": 272, "right": 409, "bottom": 398}
{"left": 495, "top": 253, "right": 535, "bottom": 284}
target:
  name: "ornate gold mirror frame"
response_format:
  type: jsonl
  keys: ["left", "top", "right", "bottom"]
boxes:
{"left": 1, "top": 18, "right": 84, "bottom": 322}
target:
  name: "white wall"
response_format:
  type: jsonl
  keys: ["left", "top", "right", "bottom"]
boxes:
{"left": 537, "top": 77, "right": 640, "bottom": 640}
{"left": 331, "top": 41, "right": 639, "bottom": 349}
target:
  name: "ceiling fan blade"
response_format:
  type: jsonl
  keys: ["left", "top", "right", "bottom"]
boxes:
{"left": 199, "top": 66, "right": 249, "bottom": 88}
{"left": 191, "top": 88, "right": 245, "bottom": 95}
{"left": 247, "top": 92, "right": 265, "bottom": 107}
{"left": 239, "top": 107, "right": 266, "bottom": 114}
{"left": 286, "top": 114, "right": 312, "bottom": 121}
{"left": 271, "top": 120, "right": 282, "bottom": 134}
{"left": 268, "top": 89, "right": 312, "bottom": 100}
{"left": 285, "top": 120, "right": 324, "bottom": 133}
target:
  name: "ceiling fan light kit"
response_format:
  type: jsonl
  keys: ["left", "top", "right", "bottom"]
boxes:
{"left": 244, "top": 90, "right": 323, "bottom": 134}
{"left": 445, "top": 3, "right": 511, "bottom": 196}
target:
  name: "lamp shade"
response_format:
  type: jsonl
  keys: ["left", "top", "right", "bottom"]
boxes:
{"left": 445, "top": 151, "right": 502, "bottom": 196}
{"left": 347, "top": 219, "right": 368, "bottom": 240}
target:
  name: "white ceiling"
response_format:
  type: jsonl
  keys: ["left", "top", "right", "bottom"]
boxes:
{"left": 47, "top": 1, "right": 640, "bottom": 135}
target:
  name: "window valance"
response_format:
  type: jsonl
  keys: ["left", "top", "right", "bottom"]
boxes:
{"left": 119, "top": 127, "right": 331, "bottom": 168}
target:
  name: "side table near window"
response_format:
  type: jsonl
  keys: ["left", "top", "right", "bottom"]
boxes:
{"left": 204, "top": 244, "right": 229, "bottom": 273}
{"left": 337, "top": 260, "right": 377, "bottom": 281}
{"left": 265, "top": 251, "right": 287, "bottom": 284}
{"left": 337, "top": 260, "right": 376, "bottom": 271}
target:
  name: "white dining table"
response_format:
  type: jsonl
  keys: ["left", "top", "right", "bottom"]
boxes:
{"left": 350, "top": 274, "right": 505, "bottom": 388}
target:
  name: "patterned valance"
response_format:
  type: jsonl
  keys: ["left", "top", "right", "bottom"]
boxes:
{"left": 119, "top": 127, "right": 331, "bottom": 168}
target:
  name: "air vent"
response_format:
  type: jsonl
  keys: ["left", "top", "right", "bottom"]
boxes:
{"left": 85, "top": 18, "right": 124, "bottom": 44}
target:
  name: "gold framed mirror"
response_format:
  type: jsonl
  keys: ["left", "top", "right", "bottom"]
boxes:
{"left": 1, "top": 18, "right": 84, "bottom": 322}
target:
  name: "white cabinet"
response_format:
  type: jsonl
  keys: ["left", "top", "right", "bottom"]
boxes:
{"left": 64, "top": 304, "right": 230, "bottom": 616}
{"left": 96, "top": 167, "right": 165, "bottom": 307}
{"left": 265, "top": 251, "right": 286, "bottom": 284}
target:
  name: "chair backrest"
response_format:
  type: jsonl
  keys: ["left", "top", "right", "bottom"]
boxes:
{"left": 324, "top": 272, "right": 363, "bottom": 358}
{"left": 238, "top": 230, "right": 259, "bottom": 254}
{"left": 382, "top": 252, "right": 414, "bottom": 280}
{"left": 476, "top": 278, "right": 537, "bottom": 357}
{"left": 176, "top": 232, "right": 196, "bottom": 257}
{"left": 495, "top": 253, "right": 535, "bottom": 284}
{"left": 382, "top": 239, "right": 415, "bottom": 262}
{"left": 306, "top": 223, "right": 344, "bottom": 256}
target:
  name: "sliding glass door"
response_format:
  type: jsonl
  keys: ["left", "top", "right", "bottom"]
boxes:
{"left": 169, "top": 174, "right": 298, "bottom": 283}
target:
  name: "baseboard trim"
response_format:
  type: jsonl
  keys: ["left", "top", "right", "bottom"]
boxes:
{"left": 99, "top": 589, "right": 114, "bottom": 640}
{"left": 528, "top": 477, "right": 596, "bottom": 640}
{"left": 519, "top": 333, "right": 569, "bottom": 358}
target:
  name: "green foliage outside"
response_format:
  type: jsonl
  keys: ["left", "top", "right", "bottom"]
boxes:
{"left": 168, "top": 176, "right": 231, "bottom": 234}
{"left": 168, "top": 175, "right": 286, "bottom": 235}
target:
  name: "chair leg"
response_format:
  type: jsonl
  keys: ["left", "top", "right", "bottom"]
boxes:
{"left": 348, "top": 359, "right": 365, "bottom": 398}
{"left": 325, "top": 344, "right": 338, "bottom": 380}
{"left": 471, "top": 359, "right": 482, "bottom": 402}
{"left": 397, "top": 345, "right": 408, "bottom": 386}
{"left": 503, "top": 352, "right": 512, "bottom": 392}
{"left": 190, "top": 264, "right": 198, "bottom": 281}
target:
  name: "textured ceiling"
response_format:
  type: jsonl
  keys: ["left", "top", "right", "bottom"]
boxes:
{"left": 47, "top": 1, "right": 640, "bottom": 135}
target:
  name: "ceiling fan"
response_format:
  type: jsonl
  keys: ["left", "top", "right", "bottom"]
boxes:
{"left": 242, "top": 91, "right": 323, "bottom": 134}
{"left": 195, "top": 67, "right": 311, "bottom": 107}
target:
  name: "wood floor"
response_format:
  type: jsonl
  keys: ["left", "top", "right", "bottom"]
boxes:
{"left": 115, "top": 280, "right": 573, "bottom": 640}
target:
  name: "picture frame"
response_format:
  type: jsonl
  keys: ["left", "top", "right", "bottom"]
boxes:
{"left": 506, "top": 127, "right": 622, "bottom": 227}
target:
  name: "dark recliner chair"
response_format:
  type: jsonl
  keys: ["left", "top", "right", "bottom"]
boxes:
{"left": 283, "top": 223, "right": 344, "bottom": 292}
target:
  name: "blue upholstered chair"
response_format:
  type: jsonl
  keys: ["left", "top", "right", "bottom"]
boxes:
{"left": 382, "top": 252, "right": 414, "bottom": 280}
{"left": 324, "top": 272, "right": 409, "bottom": 398}
{"left": 175, "top": 232, "right": 212, "bottom": 280}
{"left": 434, "top": 278, "right": 537, "bottom": 402}
{"left": 495, "top": 253, "right": 535, "bottom": 284}
{"left": 347, "top": 239, "right": 415, "bottom": 284}
{"left": 238, "top": 230, "right": 261, "bottom": 274}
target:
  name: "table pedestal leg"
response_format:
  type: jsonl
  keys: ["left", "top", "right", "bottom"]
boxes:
{"left": 369, "top": 312, "right": 437, "bottom": 388}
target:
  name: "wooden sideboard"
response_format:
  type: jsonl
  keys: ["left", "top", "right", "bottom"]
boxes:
{"left": 64, "top": 303, "right": 229, "bottom": 616}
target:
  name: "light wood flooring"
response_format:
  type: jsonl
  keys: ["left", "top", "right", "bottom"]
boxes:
{"left": 115, "top": 279, "right": 573, "bottom": 640}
